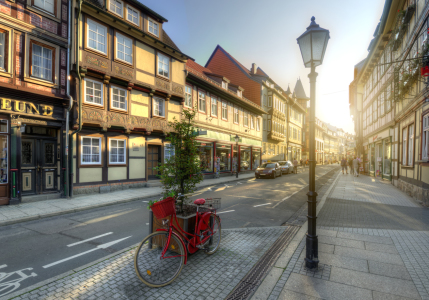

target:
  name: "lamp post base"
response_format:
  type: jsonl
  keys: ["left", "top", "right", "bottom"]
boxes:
{"left": 305, "top": 233, "right": 319, "bottom": 269}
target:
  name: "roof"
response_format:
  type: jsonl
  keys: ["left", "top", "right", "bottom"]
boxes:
{"left": 162, "top": 30, "right": 180, "bottom": 52}
{"left": 187, "top": 59, "right": 211, "bottom": 74}
{"left": 286, "top": 85, "right": 291, "bottom": 95}
{"left": 293, "top": 78, "right": 309, "bottom": 100}
{"left": 126, "top": 0, "right": 168, "bottom": 22}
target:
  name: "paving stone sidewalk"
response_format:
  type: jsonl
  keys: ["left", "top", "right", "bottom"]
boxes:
{"left": 0, "top": 173, "right": 256, "bottom": 227}
{"left": 257, "top": 173, "right": 429, "bottom": 300}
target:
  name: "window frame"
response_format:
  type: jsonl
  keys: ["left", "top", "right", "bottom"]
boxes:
{"left": 408, "top": 124, "right": 414, "bottom": 166}
{"left": 221, "top": 101, "right": 228, "bottom": 120}
{"left": 198, "top": 90, "right": 206, "bottom": 113}
{"left": 33, "top": 0, "right": 55, "bottom": 15}
{"left": 244, "top": 111, "right": 248, "bottom": 127}
{"left": 256, "top": 118, "right": 260, "bottom": 131}
{"left": 422, "top": 114, "right": 429, "bottom": 161}
{"left": 0, "top": 29, "right": 9, "bottom": 74}
{"left": 164, "top": 143, "right": 175, "bottom": 162}
{"left": 80, "top": 136, "right": 102, "bottom": 166}
{"left": 109, "top": 0, "right": 123, "bottom": 17}
{"left": 402, "top": 127, "right": 408, "bottom": 166}
{"left": 148, "top": 17, "right": 159, "bottom": 37}
{"left": 115, "top": 32, "right": 133, "bottom": 65}
{"left": 157, "top": 52, "right": 170, "bottom": 79}
{"left": 268, "top": 96, "right": 272, "bottom": 107}
{"left": 110, "top": 85, "right": 128, "bottom": 111}
{"left": 108, "top": 138, "right": 127, "bottom": 165}
{"left": 84, "top": 78, "right": 104, "bottom": 107}
{"left": 153, "top": 96, "right": 166, "bottom": 118}
{"left": 222, "top": 81, "right": 228, "bottom": 90}
{"left": 233, "top": 107, "right": 239, "bottom": 124}
{"left": 29, "top": 40, "right": 55, "bottom": 83}
{"left": 86, "top": 18, "right": 108, "bottom": 56}
{"left": 184, "top": 85, "right": 193, "bottom": 108}
{"left": 211, "top": 96, "right": 218, "bottom": 117}
{"left": 126, "top": 5, "right": 140, "bottom": 26}
{"left": 250, "top": 115, "right": 254, "bottom": 129}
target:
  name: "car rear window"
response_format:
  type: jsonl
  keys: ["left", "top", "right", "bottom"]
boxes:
{"left": 278, "top": 161, "right": 287, "bottom": 166}
{"left": 260, "top": 163, "right": 276, "bottom": 168}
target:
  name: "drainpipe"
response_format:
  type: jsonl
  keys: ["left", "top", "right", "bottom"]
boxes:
{"left": 69, "top": 0, "right": 83, "bottom": 198}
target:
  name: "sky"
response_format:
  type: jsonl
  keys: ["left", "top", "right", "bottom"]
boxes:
{"left": 141, "top": 0, "right": 386, "bottom": 134}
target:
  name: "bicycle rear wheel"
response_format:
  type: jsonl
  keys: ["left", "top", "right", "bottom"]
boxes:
{"left": 134, "top": 231, "right": 185, "bottom": 287}
{"left": 200, "top": 214, "right": 221, "bottom": 255}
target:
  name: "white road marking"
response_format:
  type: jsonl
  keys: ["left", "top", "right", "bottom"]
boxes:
{"left": 215, "top": 187, "right": 226, "bottom": 192}
{"left": 236, "top": 182, "right": 243, "bottom": 185}
{"left": 0, "top": 264, "right": 7, "bottom": 269}
{"left": 208, "top": 188, "right": 213, "bottom": 191}
{"left": 272, "top": 184, "right": 309, "bottom": 208}
{"left": 142, "top": 201, "right": 148, "bottom": 203}
{"left": 67, "top": 232, "right": 114, "bottom": 247}
{"left": 44, "top": 236, "right": 132, "bottom": 269}
{"left": 241, "top": 222, "right": 251, "bottom": 228}
{"left": 146, "top": 223, "right": 149, "bottom": 225}
{"left": 224, "top": 184, "right": 230, "bottom": 187}
{"left": 216, "top": 210, "right": 235, "bottom": 214}
{"left": 254, "top": 203, "right": 271, "bottom": 207}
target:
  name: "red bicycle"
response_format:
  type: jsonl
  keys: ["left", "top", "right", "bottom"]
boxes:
{"left": 134, "top": 194, "right": 221, "bottom": 287}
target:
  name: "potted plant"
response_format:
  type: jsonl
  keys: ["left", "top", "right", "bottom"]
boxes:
{"left": 148, "top": 106, "right": 204, "bottom": 236}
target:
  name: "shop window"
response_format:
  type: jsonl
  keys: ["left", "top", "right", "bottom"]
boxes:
{"left": 148, "top": 18, "right": 159, "bottom": 37}
{"left": 116, "top": 33, "right": 132, "bottom": 64}
{"left": 185, "top": 85, "right": 192, "bottom": 108}
{"left": 109, "top": 139, "right": 126, "bottom": 164}
{"left": 423, "top": 114, "right": 429, "bottom": 161}
{"left": 157, "top": 53, "right": 169, "bottom": 78}
{"left": 109, "top": 0, "right": 123, "bottom": 17}
{"left": 252, "top": 148, "right": 261, "bottom": 169}
{"left": 384, "top": 141, "right": 391, "bottom": 175}
{"left": 164, "top": 143, "right": 175, "bottom": 161}
{"left": 216, "top": 144, "right": 231, "bottom": 171}
{"left": 221, "top": 102, "right": 227, "bottom": 120}
{"left": 34, "top": 0, "right": 54, "bottom": 14}
{"left": 81, "top": 137, "right": 101, "bottom": 165}
{"left": 234, "top": 107, "right": 239, "bottom": 124}
{"left": 198, "top": 91, "right": 206, "bottom": 113}
{"left": 87, "top": 19, "right": 107, "bottom": 55}
{"left": 84, "top": 78, "right": 103, "bottom": 106}
{"left": 153, "top": 97, "right": 165, "bottom": 117}
{"left": 408, "top": 124, "right": 414, "bottom": 166}
{"left": 240, "top": 147, "right": 250, "bottom": 170}
{"left": 0, "top": 120, "right": 7, "bottom": 184}
{"left": 211, "top": 97, "right": 218, "bottom": 117}
{"left": 127, "top": 5, "right": 139, "bottom": 26}
{"left": 0, "top": 31, "right": 8, "bottom": 72}
{"left": 31, "top": 42, "right": 54, "bottom": 82}
{"left": 111, "top": 86, "right": 127, "bottom": 111}
{"left": 197, "top": 142, "right": 213, "bottom": 172}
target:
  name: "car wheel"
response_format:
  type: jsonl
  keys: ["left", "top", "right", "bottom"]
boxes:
{"left": 255, "top": 176, "right": 259, "bottom": 179}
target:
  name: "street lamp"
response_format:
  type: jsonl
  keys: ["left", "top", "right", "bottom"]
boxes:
{"left": 297, "top": 16, "right": 330, "bottom": 270}
{"left": 234, "top": 134, "right": 239, "bottom": 178}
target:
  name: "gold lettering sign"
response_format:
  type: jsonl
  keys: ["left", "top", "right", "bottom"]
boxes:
{"left": 0, "top": 99, "right": 53, "bottom": 116}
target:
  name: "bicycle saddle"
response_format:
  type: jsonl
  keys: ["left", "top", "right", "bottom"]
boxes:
{"left": 194, "top": 198, "right": 205, "bottom": 205}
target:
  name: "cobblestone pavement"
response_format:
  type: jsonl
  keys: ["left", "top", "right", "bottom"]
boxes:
{"left": 262, "top": 173, "right": 429, "bottom": 300}
{"left": 6, "top": 227, "right": 286, "bottom": 300}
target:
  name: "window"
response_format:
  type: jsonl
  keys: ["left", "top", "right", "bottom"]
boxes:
{"left": 127, "top": 5, "right": 139, "bottom": 25}
{"left": 148, "top": 18, "right": 159, "bottom": 37}
{"left": 268, "top": 96, "right": 272, "bottom": 107}
{"left": 251, "top": 115, "right": 254, "bottom": 129}
{"left": 87, "top": 19, "right": 107, "bottom": 55}
{"left": 153, "top": 97, "right": 165, "bottom": 117}
{"left": 268, "top": 120, "right": 271, "bottom": 131}
{"left": 81, "top": 137, "right": 101, "bottom": 165}
{"left": 31, "top": 42, "right": 53, "bottom": 82}
{"left": 109, "top": 0, "right": 123, "bottom": 16}
{"left": 408, "top": 124, "right": 414, "bottom": 166}
{"left": 222, "top": 102, "right": 227, "bottom": 120}
{"left": 263, "top": 95, "right": 267, "bottom": 106}
{"left": 256, "top": 118, "right": 260, "bottom": 131}
{"left": 84, "top": 78, "right": 103, "bottom": 105}
{"left": 222, "top": 81, "right": 228, "bottom": 90}
{"left": 157, "top": 53, "right": 169, "bottom": 78}
{"left": 34, "top": 0, "right": 54, "bottom": 14}
{"left": 198, "top": 91, "right": 206, "bottom": 113}
{"left": 402, "top": 128, "right": 407, "bottom": 165}
{"left": 211, "top": 96, "right": 217, "bottom": 116}
{"left": 165, "top": 143, "right": 175, "bottom": 161}
{"left": 0, "top": 31, "right": 7, "bottom": 71}
{"left": 244, "top": 112, "right": 248, "bottom": 127}
{"left": 372, "top": 101, "right": 377, "bottom": 122}
{"left": 111, "top": 87, "right": 127, "bottom": 110}
{"left": 109, "top": 139, "right": 126, "bottom": 164}
{"left": 237, "top": 90, "right": 242, "bottom": 98}
{"left": 380, "top": 92, "right": 385, "bottom": 115}
{"left": 423, "top": 115, "right": 429, "bottom": 161}
{"left": 234, "top": 107, "right": 239, "bottom": 124}
{"left": 116, "top": 33, "right": 132, "bottom": 64}
{"left": 185, "top": 85, "right": 192, "bottom": 108}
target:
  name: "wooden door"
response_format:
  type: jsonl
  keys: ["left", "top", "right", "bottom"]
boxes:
{"left": 148, "top": 145, "right": 160, "bottom": 179}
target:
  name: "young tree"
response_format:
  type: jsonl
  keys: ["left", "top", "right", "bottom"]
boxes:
{"left": 156, "top": 107, "right": 203, "bottom": 212}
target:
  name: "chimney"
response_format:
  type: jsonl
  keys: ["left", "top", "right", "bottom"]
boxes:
{"left": 251, "top": 63, "right": 257, "bottom": 74}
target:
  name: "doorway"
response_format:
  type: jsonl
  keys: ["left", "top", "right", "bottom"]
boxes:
{"left": 21, "top": 138, "right": 57, "bottom": 195}
{"left": 147, "top": 145, "right": 161, "bottom": 179}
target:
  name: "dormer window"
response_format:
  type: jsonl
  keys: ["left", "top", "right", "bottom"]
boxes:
{"left": 148, "top": 18, "right": 159, "bottom": 37}
{"left": 109, "top": 0, "right": 123, "bottom": 17}
{"left": 222, "top": 81, "right": 228, "bottom": 90}
{"left": 237, "top": 90, "right": 242, "bottom": 98}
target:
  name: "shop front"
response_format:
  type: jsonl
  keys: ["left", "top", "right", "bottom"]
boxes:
{"left": 367, "top": 129, "right": 392, "bottom": 180}
{"left": 0, "top": 96, "right": 66, "bottom": 205}
{"left": 288, "top": 143, "right": 302, "bottom": 161}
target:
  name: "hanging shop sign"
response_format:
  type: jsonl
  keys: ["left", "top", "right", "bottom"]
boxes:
{"left": 0, "top": 99, "right": 53, "bottom": 116}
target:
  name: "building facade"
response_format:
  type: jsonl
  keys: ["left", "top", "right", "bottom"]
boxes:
{"left": 0, "top": 0, "right": 70, "bottom": 205}
{"left": 185, "top": 60, "right": 264, "bottom": 177}
{"left": 69, "top": 0, "right": 191, "bottom": 195}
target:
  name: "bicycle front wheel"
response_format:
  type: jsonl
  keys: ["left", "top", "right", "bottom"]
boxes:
{"left": 134, "top": 231, "right": 185, "bottom": 287}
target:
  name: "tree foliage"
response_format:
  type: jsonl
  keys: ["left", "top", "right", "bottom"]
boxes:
{"left": 155, "top": 107, "right": 203, "bottom": 212}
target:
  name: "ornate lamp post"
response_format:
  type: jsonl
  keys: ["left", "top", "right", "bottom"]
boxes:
{"left": 234, "top": 134, "right": 239, "bottom": 178}
{"left": 297, "top": 16, "right": 330, "bottom": 269}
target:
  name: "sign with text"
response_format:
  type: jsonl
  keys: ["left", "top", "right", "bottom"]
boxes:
{"left": 0, "top": 98, "right": 53, "bottom": 116}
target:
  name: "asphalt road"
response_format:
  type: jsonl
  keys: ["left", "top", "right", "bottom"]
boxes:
{"left": 0, "top": 164, "right": 339, "bottom": 298}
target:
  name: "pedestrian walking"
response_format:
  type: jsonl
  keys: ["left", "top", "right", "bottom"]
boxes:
{"left": 293, "top": 158, "right": 298, "bottom": 174}
{"left": 341, "top": 156, "right": 348, "bottom": 174}
{"left": 300, "top": 159, "right": 303, "bottom": 169}
{"left": 348, "top": 157, "right": 353, "bottom": 175}
{"left": 353, "top": 156, "right": 359, "bottom": 177}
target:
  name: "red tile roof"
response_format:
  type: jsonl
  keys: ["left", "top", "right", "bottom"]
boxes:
{"left": 186, "top": 59, "right": 212, "bottom": 74}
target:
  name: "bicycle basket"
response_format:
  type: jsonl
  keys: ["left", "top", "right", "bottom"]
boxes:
{"left": 150, "top": 197, "right": 176, "bottom": 219}
{"left": 200, "top": 198, "right": 221, "bottom": 211}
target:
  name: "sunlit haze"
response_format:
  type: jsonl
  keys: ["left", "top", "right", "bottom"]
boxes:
{"left": 141, "top": 0, "right": 385, "bottom": 134}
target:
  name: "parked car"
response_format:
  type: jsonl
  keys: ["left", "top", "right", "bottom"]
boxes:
{"left": 278, "top": 161, "right": 291, "bottom": 174}
{"left": 255, "top": 163, "right": 282, "bottom": 179}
